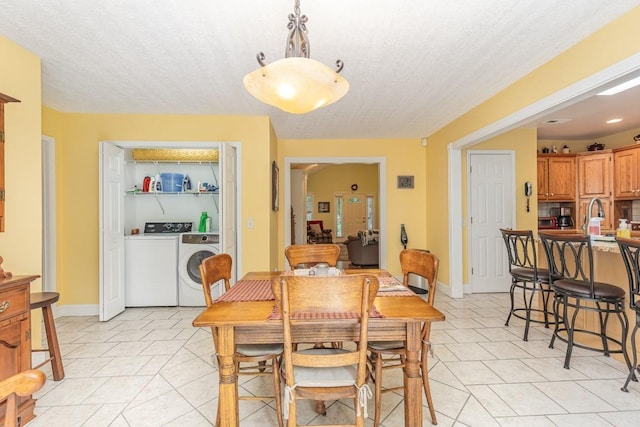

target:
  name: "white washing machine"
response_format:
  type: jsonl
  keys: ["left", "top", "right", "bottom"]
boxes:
{"left": 178, "top": 233, "right": 221, "bottom": 306}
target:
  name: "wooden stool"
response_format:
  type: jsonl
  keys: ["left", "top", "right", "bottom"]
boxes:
{"left": 30, "top": 292, "right": 64, "bottom": 381}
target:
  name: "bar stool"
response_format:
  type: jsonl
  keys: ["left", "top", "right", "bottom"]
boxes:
{"left": 540, "top": 233, "right": 631, "bottom": 370}
{"left": 500, "top": 229, "right": 553, "bottom": 341}
{"left": 30, "top": 292, "right": 65, "bottom": 381}
{"left": 616, "top": 237, "right": 640, "bottom": 392}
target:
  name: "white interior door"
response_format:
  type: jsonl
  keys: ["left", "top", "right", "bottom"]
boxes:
{"left": 99, "top": 142, "right": 125, "bottom": 320}
{"left": 469, "top": 152, "right": 514, "bottom": 293}
{"left": 343, "top": 193, "right": 367, "bottom": 237}
{"left": 220, "top": 143, "right": 238, "bottom": 283}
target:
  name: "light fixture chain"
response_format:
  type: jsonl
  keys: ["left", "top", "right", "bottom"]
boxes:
{"left": 285, "top": 0, "right": 309, "bottom": 58}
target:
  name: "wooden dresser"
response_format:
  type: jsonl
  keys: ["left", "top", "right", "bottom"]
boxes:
{"left": 0, "top": 275, "right": 40, "bottom": 426}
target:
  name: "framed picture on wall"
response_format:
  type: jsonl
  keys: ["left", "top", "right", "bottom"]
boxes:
{"left": 318, "top": 201, "right": 330, "bottom": 213}
{"left": 272, "top": 161, "right": 279, "bottom": 211}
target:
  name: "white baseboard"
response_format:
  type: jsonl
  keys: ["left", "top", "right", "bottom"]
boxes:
{"left": 437, "top": 280, "right": 468, "bottom": 298}
{"left": 54, "top": 304, "right": 99, "bottom": 318}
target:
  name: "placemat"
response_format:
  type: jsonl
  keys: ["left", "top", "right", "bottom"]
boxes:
{"left": 215, "top": 279, "right": 273, "bottom": 302}
{"left": 377, "top": 276, "right": 415, "bottom": 297}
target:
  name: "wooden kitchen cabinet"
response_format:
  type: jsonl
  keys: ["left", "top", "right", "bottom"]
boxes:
{"left": 537, "top": 154, "right": 576, "bottom": 201}
{"left": 0, "top": 275, "right": 40, "bottom": 426}
{"left": 613, "top": 145, "right": 640, "bottom": 199}
{"left": 577, "top": 150, "right": 613, "bottom": 199}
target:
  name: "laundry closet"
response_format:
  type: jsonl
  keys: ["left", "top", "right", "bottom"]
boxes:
{"left": 99, "top": 141, "right": 238, "bottom": 321}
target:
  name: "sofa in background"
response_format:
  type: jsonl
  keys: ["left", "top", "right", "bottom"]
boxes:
{"left": 344, "top": 230, "right": 379, "bottom": 266}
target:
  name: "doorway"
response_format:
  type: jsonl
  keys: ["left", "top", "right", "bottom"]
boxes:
{"left": 468, "top": 151, "right": 514, "bottom": 293}
{"left": 284, "top": 157, "right": 387, "bottom": 269}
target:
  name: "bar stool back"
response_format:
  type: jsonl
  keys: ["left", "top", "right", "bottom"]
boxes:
{"left": 30, "top": 292, "right": 65, "bottom": 381}
{"left": 500, "top": 229, "right": 552, "bottom": 341}
{"left": 540, "top": 233, "right": 631, "bottom": 370}
{"left": 616, "top": 236, "right": 640, "bottom": 392}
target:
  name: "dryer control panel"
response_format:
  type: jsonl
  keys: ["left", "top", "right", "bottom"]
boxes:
{"left": 181, "top": 233, "right": 220, "bottom": 244}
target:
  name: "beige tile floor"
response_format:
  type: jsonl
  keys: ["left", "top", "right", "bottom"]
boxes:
{"left": 28, "top": 291, "right": 640, "bottom": 426}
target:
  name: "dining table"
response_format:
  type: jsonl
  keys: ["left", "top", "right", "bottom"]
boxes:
{"left": 192, "top": 268, "right": 446, "bottom": 427}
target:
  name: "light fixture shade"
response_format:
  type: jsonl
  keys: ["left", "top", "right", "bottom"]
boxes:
{"left": 243, "top": 57, "right": 349, "bottom": 114}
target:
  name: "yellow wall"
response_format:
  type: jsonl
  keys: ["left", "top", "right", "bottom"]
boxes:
{"left": 461, "top": 128, "right": 538, "bottom": 283}
{"left": 427, "top": 6, "right": 640, "bottom": 287}
{"left": 279, "top": 138, "right": 425, "bottom": 274}
{"left": 40, "top": 110, "right": 274, "bottom": 305}
{"left": 0, "top": 35, "right": 43, "bottom": 337}
{"left": 307, "top": 164, "right": 379, "bottom": 235}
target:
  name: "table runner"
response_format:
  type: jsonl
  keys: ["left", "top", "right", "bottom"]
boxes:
{"left": 215, "top": 275, "right": 414, "bottom": 303}
{"left": 267, "top": 306, "right": 385, "bottom": 320}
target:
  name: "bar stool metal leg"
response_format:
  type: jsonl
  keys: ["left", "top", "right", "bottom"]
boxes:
{"left": 30, "top": 292, "right": 65, "bottom": 381}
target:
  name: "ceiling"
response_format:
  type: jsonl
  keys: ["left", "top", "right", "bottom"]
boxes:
{"left": 530, "top": 73, "right": 640, "bottom": 141}
{"left": 0, "top": 1, "right": 638, "bottom": 140}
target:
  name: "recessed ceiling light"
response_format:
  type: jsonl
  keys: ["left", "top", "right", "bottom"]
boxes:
{"left": 597, "top": 75, "right": 640, "bottom": 96}
{"left": 606, "top": 118, "right": 623, "bottom": 124}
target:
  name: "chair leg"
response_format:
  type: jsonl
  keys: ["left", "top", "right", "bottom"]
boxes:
{"left": 541, "top": 286, "right": 551, "bottom": 328}
{"left": 623, "top": 325, "right": 639, "bottom": 392}
{"left": 287, "top": 397, "right": 297, "bottom": 427}
{"left": 597, "top": 302, "right": 610, "bottom": 356}
{"left": 549, "top": 294, "right": 561, "bottom": 349}
{"left": 373, "top": 352, "right": 383, "bottom": 427}
{"left": 505, "top": 282, "right": 516, "bottom": 326}
{"left": 523, "top": 282, "right": 535, "bottom": 342}
{"left": 42, "top": 304, "right": 65, "bottom": 381}
{"left": 564, "top": 298, "right": 579, "bottom": 369}
{"left": 355, "top": 396, "right": 365, "bottom": 427}
{"left": 421, "top": 343, "right": 437, "bottom": 425}
{"left": 272, "top": 356, "right": 284, "bottom": 427}
{"left": 616, "top": 306, "right": 632, "bottom": 376}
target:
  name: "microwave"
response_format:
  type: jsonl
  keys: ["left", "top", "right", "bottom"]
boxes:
{"left": 538, "top": 216, "right": 559, "bottom": 229}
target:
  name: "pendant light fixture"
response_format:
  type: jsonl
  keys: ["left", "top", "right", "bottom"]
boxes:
{"left": 243, "top": 0, "right": 349, "bottom": 114}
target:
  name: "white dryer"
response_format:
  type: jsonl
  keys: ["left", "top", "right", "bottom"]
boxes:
{"left": 178, "top": 233, "right": 221, "bottom": 306}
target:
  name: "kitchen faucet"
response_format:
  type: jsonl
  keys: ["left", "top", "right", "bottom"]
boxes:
{"left": 582, "top": 197, "right": 605, "bottom": 235}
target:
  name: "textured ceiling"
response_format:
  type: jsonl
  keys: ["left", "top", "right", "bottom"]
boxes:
{"left": 0, "top": 1, "right": 638, "bottom": 140}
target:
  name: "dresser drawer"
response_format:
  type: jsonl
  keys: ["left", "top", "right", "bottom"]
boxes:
{"left": 0, "top": 284, "right": 28, "bottom": 322}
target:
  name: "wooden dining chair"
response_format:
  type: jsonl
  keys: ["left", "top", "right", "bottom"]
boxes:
{"left": 272, "top": 274, "right": 379, "bottom": 427}
{"left": 284, "top": 244, "right": 341, "bottom": 269}
{"left": 0, "top": 369, "right": 46, "bottom": 427}
{"left": 199, "top": 253, "right": 284, "bottom": 427}
{"left": 285, "top": 243, "right": 343, "bottom": 350}
{"left": 367, "top": 249, "right": 439, "bottom": 426}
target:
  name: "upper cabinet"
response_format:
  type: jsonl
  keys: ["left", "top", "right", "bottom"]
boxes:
{"left": 537, "top": 154, "right": 576, "bottom": 201}
{"left": 613, "top": 145, "right": 640, "bottom": 199}
{"left": 577, "top": 151, "right": 613, "bottom": 199}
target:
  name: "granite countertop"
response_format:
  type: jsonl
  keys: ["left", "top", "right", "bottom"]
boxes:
{"left": 535, "top": 230, "right": 637, "bottom": 254}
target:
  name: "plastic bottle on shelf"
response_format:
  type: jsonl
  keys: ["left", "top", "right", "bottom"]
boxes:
{"left": 183, "top": 175, "right": 192, "bottom": 192}
{"left": 155, "top": 174, "right": 162, "bottom": 192}
{"left": 198, "top": 211, "right": 208, "bottom": 232}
